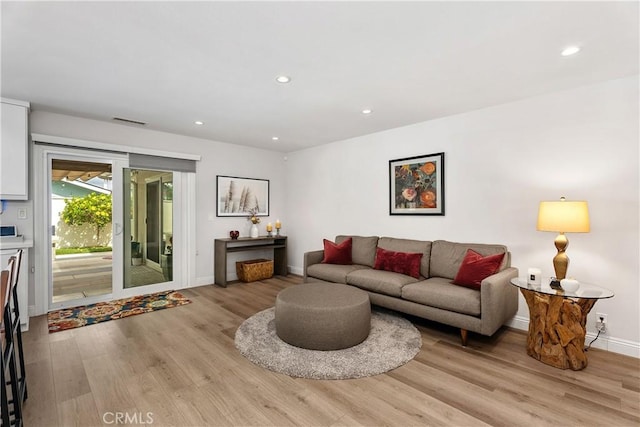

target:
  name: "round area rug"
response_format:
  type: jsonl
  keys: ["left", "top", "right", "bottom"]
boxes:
{"left": 235, "top": 307, "right": 422, "bottom": 380}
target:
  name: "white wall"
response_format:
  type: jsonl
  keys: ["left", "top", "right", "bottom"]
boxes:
{"left": 0, "top": 200, "right": 33, "bottom": 310}
{"left": 285, "top": 75, "right": 639, "bottom": 356}
{"left": 30, "top": 111, "right": 288, "bottom": 286}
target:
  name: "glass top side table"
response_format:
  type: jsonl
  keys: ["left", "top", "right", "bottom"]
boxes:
{"left": 510, "top": 277, "right": 614, "bottom": 299}
{"left": 510, "top": 277, "right": 614, "bottom": 370}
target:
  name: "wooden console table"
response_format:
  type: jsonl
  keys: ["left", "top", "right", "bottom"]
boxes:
{"left": 214, "top": 236, "right": 287, "bottom": 287}
{"left": 510, "top": 277, "right": 613, "bottom": 370}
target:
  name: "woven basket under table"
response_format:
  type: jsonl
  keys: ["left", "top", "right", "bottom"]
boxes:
{"left": 236, "top": 259, "right": 274, "bottom": 282}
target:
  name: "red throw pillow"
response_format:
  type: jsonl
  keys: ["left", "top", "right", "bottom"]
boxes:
{"left": 453, "top": 249, "right": 505, "bottom": 290}
{"left": 322, "top": 238, "right": 353, "bottom": 265}
{"left": 373, "top": 247, "right": 423, "bottom": 279}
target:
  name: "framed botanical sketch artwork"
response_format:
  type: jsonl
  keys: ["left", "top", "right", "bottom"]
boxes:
{"left": 389, "top": 152, "right": 445, "bottom": 215}
{"left": 216, "top": 175, "right": 270, "bottom": 217}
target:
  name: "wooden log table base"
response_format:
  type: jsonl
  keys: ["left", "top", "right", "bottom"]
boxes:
{"left": 520, "top": 288, "right": 597, "bottom": 370}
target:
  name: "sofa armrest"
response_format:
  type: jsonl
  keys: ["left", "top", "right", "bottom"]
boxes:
{"left": 303, "top": 250, "right": 325, "bottom": 282}
{"left": 479, "top": 267, "right": 519, "bottom": 336}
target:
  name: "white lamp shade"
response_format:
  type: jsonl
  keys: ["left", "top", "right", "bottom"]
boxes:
{"left": 537, "top": 200, "right": 590, "bottom": 233}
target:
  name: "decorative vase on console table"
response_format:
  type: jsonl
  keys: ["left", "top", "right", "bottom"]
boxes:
{"left": 247, "top": 207, "right": 261, "bottom": 238}
{"left": 250, "top": 223, "right": 259, "bottom": 238}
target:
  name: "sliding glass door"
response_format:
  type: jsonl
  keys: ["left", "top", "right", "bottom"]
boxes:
{"left": 48, "top": 152, "right": 127, "bottom": 309}
{"left": 45, "top": 151, "right": 178, "bottom": 310}
{"left": 123, "top": 169, "right": 174, "bottom": 290}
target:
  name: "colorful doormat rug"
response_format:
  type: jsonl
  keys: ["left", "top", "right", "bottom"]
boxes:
{"left": 47, "top": 290, "right": 191, "bottom": 333}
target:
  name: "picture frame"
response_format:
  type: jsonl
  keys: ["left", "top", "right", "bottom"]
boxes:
{"left": 389, "top": 152, "right": 445, "bottom": 216}
{"left": 216, "top": 175, "right": 270, "bottom": 217}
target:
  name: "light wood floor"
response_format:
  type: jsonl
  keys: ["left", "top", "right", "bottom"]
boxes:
{"left": 21, "top": 275, "right": 640, "bottom": 426}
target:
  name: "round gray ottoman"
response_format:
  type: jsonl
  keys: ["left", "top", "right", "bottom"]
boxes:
{"left": 275, "top": 283, "right": 371, "bottom": 351}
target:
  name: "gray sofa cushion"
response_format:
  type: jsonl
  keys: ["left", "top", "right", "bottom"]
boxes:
{"left": 430, "top": 240, "right": 509, "bottom": 280}
{"left": 336, "top": 235, "right": 378, "bottom": 267}
{"left": 378, "top": 237, "right": 432, "bottom": 278}
{"left": 401, "top": 277, "right": 481, "bottom": 316}
{"left": 346, "top": 268, "right": 418, "bottom": 297}
{"left": 307, "top": 263, "right": 369, "bottom": 284}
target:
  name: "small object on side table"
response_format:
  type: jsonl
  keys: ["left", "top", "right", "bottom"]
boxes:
{"left": 549, "top": 278, "right": 562, "bottom": 290}
{"left": 527, "top": 267, "right": 541, "bottom": 285}
{"left": 230, "top": 230, "right": 240, "bottom": 240}
{"left": 560, "top": 278, "right": 580, "bottom": 292}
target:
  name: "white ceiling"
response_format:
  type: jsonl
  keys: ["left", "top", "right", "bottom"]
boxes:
{"left": 1, "top": 1, "right": 638, "bottom": 153}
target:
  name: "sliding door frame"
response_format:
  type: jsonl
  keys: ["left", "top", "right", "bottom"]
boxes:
{"left": 32, "top": 135, "right": 198, "bottom": 316}
{"left": 34, "top": 145, "right": 128, "bottom": 311}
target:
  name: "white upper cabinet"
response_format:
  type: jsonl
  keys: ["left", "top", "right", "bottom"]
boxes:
{"left": 1, "top": 98, "right": 30, "bottom": 200}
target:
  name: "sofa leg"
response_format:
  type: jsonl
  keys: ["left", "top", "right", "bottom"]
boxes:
{"left": 460, "top": 329, "right": 468, "bottom": 346}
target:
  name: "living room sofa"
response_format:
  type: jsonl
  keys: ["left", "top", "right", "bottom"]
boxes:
{"left": 303, "top": 235, "right": 519, "bottom": 345}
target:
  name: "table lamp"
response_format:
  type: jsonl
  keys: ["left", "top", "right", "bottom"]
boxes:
{"left": 536, "top": 197, "right": 590, "bottom": 280}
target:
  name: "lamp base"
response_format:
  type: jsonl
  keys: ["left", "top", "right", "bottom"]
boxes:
{"left": 553, "top": 233, "right": 569, "bottom": 280}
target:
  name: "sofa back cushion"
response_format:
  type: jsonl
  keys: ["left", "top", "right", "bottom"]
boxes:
{"left": 336, "top": 235, "right": 379, "bottom": 267}
{"left": 430, "top": 240, "right": 510, "bottom": 280}
{"left": 378, "top": 237, "right": 432, "bottom": 278}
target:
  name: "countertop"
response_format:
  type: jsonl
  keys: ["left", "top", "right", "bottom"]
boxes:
{"left": 0, "top": 238, "right": 34, "bottom": 250}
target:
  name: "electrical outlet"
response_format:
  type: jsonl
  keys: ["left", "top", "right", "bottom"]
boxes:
{"left": 596, "top": 313, "right": 607, "bottom": 333}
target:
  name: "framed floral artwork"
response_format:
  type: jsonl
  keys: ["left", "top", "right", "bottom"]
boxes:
{"left": 216, "top": 175, "right": 270, "bottom": 217}
{"left": 389, "top": 152, "right": 445, "bottom": 215}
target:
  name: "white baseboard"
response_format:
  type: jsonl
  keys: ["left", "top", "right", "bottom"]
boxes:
{"left": 195, "top": 275, "right": 215, "bottom": 286}
{"left": 506, "top": 314, "right": 529, "bottom": 332}
{"left": 506, "top": 315, "right": 639, "bottom": 359}
{"left": 600, "top": 335, "right": 640, "bottom": 358}
{"left": 28, "top": 305, "right": 37, "bottom": 317}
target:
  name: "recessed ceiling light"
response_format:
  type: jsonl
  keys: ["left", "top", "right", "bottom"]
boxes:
{"left": 361, "top": 109, "right": 373, "bottom": 115}
{"left": 194, "top": 121, "right": 204, "bottom": 125}
{"left": 561, "top": 46, "right": 581, "bottom": 57}
{"left": 276, "top": 75, "right": 291, "bottom": 84}
{"left": 272, "top": 136, "right": 279, "bottom": 141}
